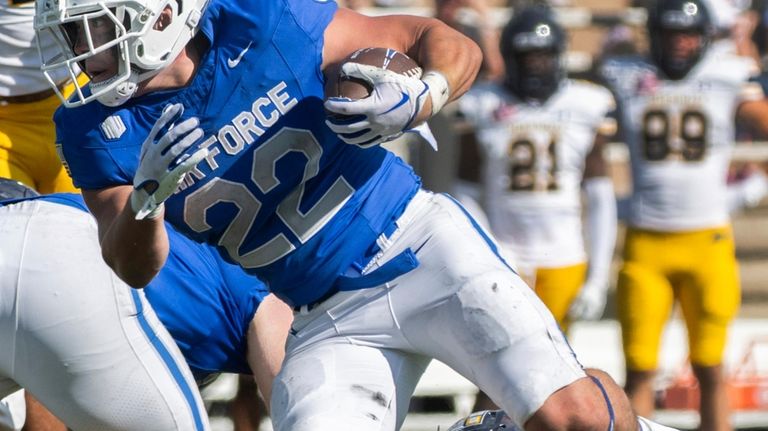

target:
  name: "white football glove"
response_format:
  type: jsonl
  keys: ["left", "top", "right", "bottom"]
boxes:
{"left": 130, "top": 103, "right": 208, "bottom": 220}
{"left": 567, "top": 278, "right": 608, "bottom": 321}
{"left": 324, "top": 62, "right": 431, "bottom": 148}
{"left": 727, "top": 169, "right": 768, "bottom": 213}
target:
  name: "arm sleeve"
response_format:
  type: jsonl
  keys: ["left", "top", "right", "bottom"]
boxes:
{"left": 583, "top": 176, "right": 617, "bottom": 287}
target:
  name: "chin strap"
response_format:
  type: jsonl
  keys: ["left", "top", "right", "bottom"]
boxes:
{"left": 93, "top": 70, "right": 140, "bottom": 107}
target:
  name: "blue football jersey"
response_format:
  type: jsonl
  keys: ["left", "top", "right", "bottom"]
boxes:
{"left": 0, "top": 193, "right": 267, "bottom": 379}
{"left": 55, "top": 0, "right": 421, "bottom": 307}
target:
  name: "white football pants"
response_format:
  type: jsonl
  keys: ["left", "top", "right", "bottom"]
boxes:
{"left": 0, "top": 200, "right": 209, "bottom": 431}
{"left": 271, "top": 190, "right": 585, "bottom": 431}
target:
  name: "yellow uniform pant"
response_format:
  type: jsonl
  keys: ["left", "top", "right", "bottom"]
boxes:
{"left": 532, "top": 262, "right": 588, "bottom": 332}
{"left": 0, "top": 80, "right": 85, "bottom": 193}
{"left": 617, "top": 226, "right": 740, "bottom": 371}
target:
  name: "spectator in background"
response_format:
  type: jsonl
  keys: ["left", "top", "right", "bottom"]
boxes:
{"left": 705, "top": 0, "right": 755, "bottom": 56}
{"left": 728, "top": 0, "right": 768, "bottom": 214}
{"left": 742, "top": 0, "right": 768, "bottom": 138}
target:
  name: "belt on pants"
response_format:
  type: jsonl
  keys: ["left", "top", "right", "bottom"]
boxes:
{"left": 293, "top": 248, "right": 419, "bottom": 313}
{"left": 0, "top": 86, "right": 58, "bottom": 104}
{"left": 292, "top": 191, "right": 426, "bottom": 313}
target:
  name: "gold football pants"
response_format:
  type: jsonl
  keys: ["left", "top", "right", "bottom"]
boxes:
{"left": 617, "top": 226, "right": 740, "bottom": 371}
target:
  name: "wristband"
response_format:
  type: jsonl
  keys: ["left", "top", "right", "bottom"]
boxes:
{"left": 422, "top": 70, "right": 450, "bottom": 115}
{"left": 130, "top": 188, "right": 164, "bottom": 220}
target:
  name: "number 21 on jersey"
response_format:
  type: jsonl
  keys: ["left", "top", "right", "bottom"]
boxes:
{"left": 508, "top": 131, "right": 559, "bottom": 192}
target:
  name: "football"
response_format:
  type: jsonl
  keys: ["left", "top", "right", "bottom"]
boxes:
{"left": 327, "top": 47, "right": 422, "bottom": 100}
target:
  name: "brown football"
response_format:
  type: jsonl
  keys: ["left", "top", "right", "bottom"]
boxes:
{"left": 327, "top": 47, "right": 422, "bottom": 100}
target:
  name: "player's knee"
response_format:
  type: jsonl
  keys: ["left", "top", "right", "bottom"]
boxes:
{"left": 585, "top": 368, "right": 638, "bottom": 431}
{"left": 527, "top": 370, "right": 636, "bottom": 431}
{"left": 691, "top": 363, "right": 726, "bottom": 390}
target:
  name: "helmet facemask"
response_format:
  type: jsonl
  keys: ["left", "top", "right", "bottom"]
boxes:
{"left": 507, "top": 48, "right": 563, "bottom": 104}
{"left": 648, "top": 0, "right": 712, "bottom": 80}
{"left": 657, "top": 29, "right": 706, "bottom": 80}
{"left": 500, "top": 7, "right": 566, "bottom": 104}
{"left": 35, "top": 0, "right": 207, "bottom": 107}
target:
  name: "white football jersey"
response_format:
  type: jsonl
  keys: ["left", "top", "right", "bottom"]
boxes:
{"left": 602, "top": 50, "right": 763, "bottom": 231}
{"left": 459, "top": 79, "right": 616, "bottom": 269}
{"left": 0, "top": 2, "right": 67, "bottom": 96}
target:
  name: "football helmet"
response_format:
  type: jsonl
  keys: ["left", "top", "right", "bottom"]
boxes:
{"left": 499, "top": 5, "right": 566, "bottom": 103}
{"left": 647, "top": 0, "right": 713, "bottom": 80}
{"left": 34, "top": 0, "right": 209, "bottom": 107}
{"left": 0, "top": 179, "right": 40, "bottom": 201}
{"left": 446, "top": 409, "right": 518, "bottom": 431}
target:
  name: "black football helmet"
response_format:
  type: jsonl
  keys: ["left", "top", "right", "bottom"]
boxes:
{"left": 0, "top": 178, "right": 39, "bottom": 201}
{"left": 499, "top": 5, "right": 566, "bottom": 103}
{"left": 446, "top": 409, "right": 518, "bottom": 431}
{"left": 647, "top": 0, "right": 714, "bottom": 80}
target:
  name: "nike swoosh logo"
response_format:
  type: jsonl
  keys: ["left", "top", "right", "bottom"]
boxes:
{"left": 227, "top": 42, "right": 252, "bottom": 68}
{"left": 382, "top": 92, "right": 410, "bottom": 114}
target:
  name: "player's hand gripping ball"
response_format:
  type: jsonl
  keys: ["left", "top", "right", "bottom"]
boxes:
{"left": 324, "top": 47, "right": 426, "bottom": 148}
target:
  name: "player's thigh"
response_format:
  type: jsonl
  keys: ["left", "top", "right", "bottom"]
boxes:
{"left": 617, "top": 231, "right": 675, "bottom": 371}
{"left": 271, "top": 342, "right": 429, "bottom": 431}
{"left": 384, "top": 196, "right": 585, "bottom": 426}
{"left": 9, "top": 203, "right": 208, "bottom": 430}
{"left": 534, "top": 263, "right": 587, "bottom": 326}
{"left": 402, "top": 268, "right": 585, "bottom": 427}
{"left": 15, "top": 275, "right": 209, "bottom": 431}
{"left": 678, "top": 228, "right": 740, "bottom": 367}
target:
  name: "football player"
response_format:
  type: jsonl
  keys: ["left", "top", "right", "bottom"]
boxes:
{"left": 458, "top": 5, "right": 618, "bottom": 331}
{"left": 37, "top": 0, "right": 679, "bottom": 429}
{"left": 0, "top": 179, "right": 208, "bottom": 430}
{"left": 0, "top": 2, "right": 87, "bottom": 193}
{"left": 599, "top": 1, "right": 767, "bottom": 430}
{"left": 0, "top": 178, "right": 292, "bottom": 430}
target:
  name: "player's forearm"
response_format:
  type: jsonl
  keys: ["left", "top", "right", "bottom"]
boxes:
{"left": 412, "top": 21, "right": 483, "bottom": 108}
{"left": 101, "top": 204, "right": 169, "bottom": 288}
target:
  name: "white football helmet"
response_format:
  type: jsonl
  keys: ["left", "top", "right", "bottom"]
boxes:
{"left": 35, "top": 0, "right": 208, "bottom": 107}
